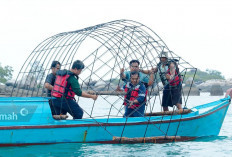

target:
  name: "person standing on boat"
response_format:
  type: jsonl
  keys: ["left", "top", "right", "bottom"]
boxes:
{"left": 141, "top": 51, "right": 182, "bottom": 111}
{"left": 123, "top": 71, "right": 147, "bottom": 117}
{"left": 51, "top": 60, "right": 98, "bottom": 119}
{"left": 156, "top": 51, "right": 182, "bottom": 111}
{"left": 44, "top": 61, "right": 61, "bottom": 115}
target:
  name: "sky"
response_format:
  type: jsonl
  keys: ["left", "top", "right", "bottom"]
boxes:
{"left": 0, "top": 0, "right": 231, "bottom": 79}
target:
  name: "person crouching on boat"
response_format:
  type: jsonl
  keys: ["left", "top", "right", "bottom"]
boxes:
{"left": 123, "top": 71, "right": 146, "bottom": 117}
{"left": 44, "top": 61, "right": 62, "bottom": 115}
{"left": 51, "top": 60, "right": 98, "bottom": 119}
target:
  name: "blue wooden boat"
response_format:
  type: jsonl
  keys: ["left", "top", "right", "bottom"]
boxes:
{"left": 0, "top": 96, "right": 230, "bottom": 146}
{"left": 1, "top": 20, "right": 230, "bottom": 146}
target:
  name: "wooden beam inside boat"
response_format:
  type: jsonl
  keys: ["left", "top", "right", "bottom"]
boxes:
{"left": 144, "top": 109, "right": 192, "bottom": 116}
{"left": 87, "top": 90, "right": 158, "bottom": 96}
{"left": 87, "top": 90, "right": 126, "bottom": 96}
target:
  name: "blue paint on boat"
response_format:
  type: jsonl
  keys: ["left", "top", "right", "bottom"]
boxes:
{"left": 0, "top": 96, "right": 230, "bottom": 146}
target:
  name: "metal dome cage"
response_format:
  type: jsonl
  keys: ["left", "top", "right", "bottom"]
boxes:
{"left": 11, "top": 19, "right": 197, "bottom": 118}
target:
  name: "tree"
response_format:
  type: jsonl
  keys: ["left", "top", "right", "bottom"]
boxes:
{"left": 183, "top": 69, "right": 225, "bottom": 83}
{"left": 206, "top": 69, "right": 225, "bottom": 79}
{"left": 0, "top": 63, "right": 13, "bottom": 83}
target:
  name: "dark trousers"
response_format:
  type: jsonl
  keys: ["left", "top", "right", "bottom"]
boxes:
{"left": 124, "top": 104, "right": 145, "bottom": 117}
{"left": 162, "top": 83, "right": 182, "bottom": 107}
{"left": 52, "top": 98, "right": 84, "bottom": 119}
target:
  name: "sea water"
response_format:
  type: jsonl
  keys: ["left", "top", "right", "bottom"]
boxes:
{"left": 0, "top": 93, "right": 231, "bottom": 157}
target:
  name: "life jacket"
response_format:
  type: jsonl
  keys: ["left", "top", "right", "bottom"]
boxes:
{"left": 123, "top": 72, "right": 149, "bottom": 88}
{"left": 167, "top": 69, "right": 181, "bottom": 86}
{"left": 52, "top": 70, "right": 75, "bottom": 99}
{"left": 123, "top": 82, "right": 146, "bottom": 109}
{"left": 158, "top": 59, "right": 181, "bottom": 86}
{"left": 157, "top": 62, "right": 169, "bottom": 86}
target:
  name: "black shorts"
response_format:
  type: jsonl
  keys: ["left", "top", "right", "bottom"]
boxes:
{"left": 162, "top": 83, "right": 182, "bottom": 107}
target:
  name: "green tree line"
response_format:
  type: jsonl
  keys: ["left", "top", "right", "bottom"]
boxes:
{"left": 184, "top": 69, "right": 225, "bottom": 83}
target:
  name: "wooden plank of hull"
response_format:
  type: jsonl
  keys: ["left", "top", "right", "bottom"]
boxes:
{"left": 112, "top": 136, "right": 181, "bottom": 143}
{"left": 0, "top": 136, "right": 197, "bottom": 146}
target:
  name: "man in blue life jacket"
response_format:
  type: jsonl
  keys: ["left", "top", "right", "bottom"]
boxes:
{"left": 51, "top": 60, "right": 98, "bottom": 119}
{"left": 123, "top": 71, "right": 146, "bottom": 117}
{"left": 44, "top": 61, "right": 61, "bottom": 115}
{"left": 119, "top": 59, "right": 154, "bottom": 104}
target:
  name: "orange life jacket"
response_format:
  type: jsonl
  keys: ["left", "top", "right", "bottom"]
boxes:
{"left": 52, "top": 70, "right": 75, "bottom": 99}
{"left": 167, "top": 69, "right": 181, "bottom": 86}
{"left": 158, "top": 59, "right": 181, "bottom": 86}
{"left": 123, "top": 82, "right": 146, "bottom": 109}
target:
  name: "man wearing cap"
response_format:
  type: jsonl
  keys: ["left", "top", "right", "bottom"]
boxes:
{"left": 51, "top": 60, "right": 98, "bottom": 119}
{"left": 158, "top": 51, "right": 182, "bottom": 111}
{"left": 142, "top": 51, "right": 182, "bottom": 111}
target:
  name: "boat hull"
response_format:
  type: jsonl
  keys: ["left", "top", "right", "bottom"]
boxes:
{"left": 0, "top": 97, "right": 230, "bottom": 146}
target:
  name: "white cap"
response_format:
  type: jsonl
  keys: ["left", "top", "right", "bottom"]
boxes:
{"left": 160, "top": 51, "right": 168, "bottom": 58}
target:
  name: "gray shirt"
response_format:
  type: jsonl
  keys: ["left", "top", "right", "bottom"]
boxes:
{"left": 45, "top": 73, "right": 56, "bottom": 97}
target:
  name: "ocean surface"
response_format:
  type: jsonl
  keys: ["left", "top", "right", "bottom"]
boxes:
{"left": 0, "top": 93, "right": 231, "bottom": 157}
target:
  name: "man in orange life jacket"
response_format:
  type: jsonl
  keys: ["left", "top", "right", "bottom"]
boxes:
{"left": 51, "top": 60, "right": 98, "bottom": 119}
{"left": 123, "top": 71, "right": 147, "bottom": 117}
